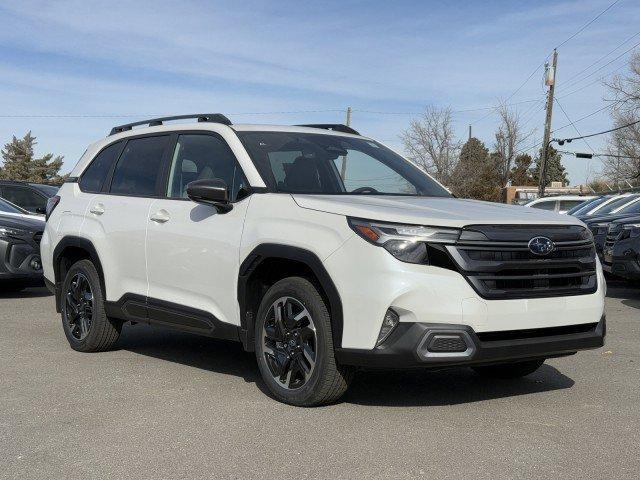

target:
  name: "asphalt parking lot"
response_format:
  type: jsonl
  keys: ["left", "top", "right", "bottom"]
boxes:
{"left": 1, "top": 283, "right": 639, "bottom": 480}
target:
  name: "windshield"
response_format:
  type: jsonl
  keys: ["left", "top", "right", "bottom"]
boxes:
{"left": 595, "top": 195, "right": 639, "bottom": 215}
{"left": 619, "top": 198, "right": 640, "bottom": 214}
{"left": 568, "top": 196, "right": 607, "bottom": 215}
{"left": 0, "top": 197, "right": 29, "bottom": 214}
{"left": 237, "top": 131, "right": 451, "bottom": 197}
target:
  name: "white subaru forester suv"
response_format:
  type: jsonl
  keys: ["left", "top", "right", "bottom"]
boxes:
{"left": 41, "top": 114, "right": 605, "bottom": 406}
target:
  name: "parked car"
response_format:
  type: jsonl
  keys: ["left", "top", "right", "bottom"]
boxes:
{"left": 577, "top": 193, "right": 640, "bottom": 219}
{"left": 41, "top": 114, "right": 606, "bottom": 406}
{"left": 0, "top": 213, "right": 45, "bottom": 291}
{"left": 602, "top": 216, "right": 640, "bottom": 282}
{"left": 0, "top": 180, "right": 59, "bottom": 215}
{"left": 584, "top": 198, "right": 640, "bottom": 256}
{"left": 523, "top": 195, "right": 595, "bottom": 214}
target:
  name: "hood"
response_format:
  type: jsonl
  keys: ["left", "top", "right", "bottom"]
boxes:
{"left": 0, "top": 213, "right": 45, "bottom": 231}
{"left": 291, "top": 195, "right": 584, "bottom": 228}
{"left": 610, "top": 214, "right": 640, "bottom": 226}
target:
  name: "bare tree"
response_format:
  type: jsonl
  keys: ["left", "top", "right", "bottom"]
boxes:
{"left": 400, "top": 106, "right": 460, "bottom": 185}
{"left": 493, "top": 103, "right": 525, "bottom": 187}
{"left": 603, "top": 52, "right": 640, "bottom": 185}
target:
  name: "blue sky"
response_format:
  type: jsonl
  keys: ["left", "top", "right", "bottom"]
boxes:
{"left": 1, "top": 0, "right": 638, "bottom": 184}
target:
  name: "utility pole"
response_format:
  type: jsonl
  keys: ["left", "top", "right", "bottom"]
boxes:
{"left": 538, "top": 49, "right": 558, "bottom": 198}
{"left": 340, "top": 106, "right": 352, "bottom": 180}
{"left": 468, "top": 124, "right": 472, "bottom": 140}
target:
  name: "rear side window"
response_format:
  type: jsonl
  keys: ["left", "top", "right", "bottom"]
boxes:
{"left": 531, "top": 201, "right": 557, "bottom": 211}
{"left": 110, "top": 136, "right": 170, "bottom": 196}
{"left": 80, "top": 141, "right": 123, "bottom": 193}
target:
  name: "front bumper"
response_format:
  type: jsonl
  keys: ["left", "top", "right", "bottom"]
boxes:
{"left": 602, "top": 238, "right": 640, "bottom": 280}
{"left": 336, "top": 316, "right": 606, "bottom": 368}
{"left": 0, "top": 235, "right": 43, "bottom": 287}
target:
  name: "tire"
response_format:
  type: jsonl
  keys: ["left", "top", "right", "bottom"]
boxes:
{"left": 254, "top": 277, "right": 353, "bottom": 407}
{"left": 472, "top": 359, "right": 545, "bottom": 379}
{"left": 60, "top": 259, "right": 121, "bottom": 352}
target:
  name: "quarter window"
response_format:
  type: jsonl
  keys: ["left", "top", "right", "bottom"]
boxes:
{"left": 166, "top": 134, "right": 248, "bottom": 201}
{"left": 110, "top": 136, "right": 170, "bottom": 196}
{"left": 80, "top": 141, "right": 123, "bottom": 193}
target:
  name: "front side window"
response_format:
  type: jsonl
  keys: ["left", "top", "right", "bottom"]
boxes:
{"left": 0, "top": 197, "right": 29, "bottom": 214}
{"left": 237, "top": 132, "right": 450, "bottom": 197}
{"left": 80, "top": 141, "right": 123, "bottom": 193}
{"left": 110, "top": 136, "right": 170, "bottom": 196}
{"left": 166, "top": 134, "right": 249, "bottom": 201}
{"left": 1, "top": 185, "right": 46, "bottom": 212}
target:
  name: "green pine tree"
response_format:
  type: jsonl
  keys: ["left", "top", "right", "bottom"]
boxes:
{"left": 0, "top": 132, "right": 65, "bottom": 183}
{"left": 509, "top": 153, "right": 536, "bottom": 186}
{"left": 451, "top": 137, "right": 502, "bottom": 201}
{"left": 531, "top": 145, "right": 569, "bottom": 186}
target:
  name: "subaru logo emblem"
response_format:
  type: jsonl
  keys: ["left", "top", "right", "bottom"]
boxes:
{"left": 528, "top": 236, "right": 555, "bottom": 256}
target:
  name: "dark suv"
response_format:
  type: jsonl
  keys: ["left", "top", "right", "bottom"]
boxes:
{"left": 0, "top": 181, "right": 59, "bottom": 214}
{"left": 602, "top": 216, "right": 640, "bottom": 281}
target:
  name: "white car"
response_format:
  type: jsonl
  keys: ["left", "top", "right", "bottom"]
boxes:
{"left": 524, "top": 195, "right": 595, "bottom": 214}
{"left": 41, "top": 114, "right": 606, "bottom": 406}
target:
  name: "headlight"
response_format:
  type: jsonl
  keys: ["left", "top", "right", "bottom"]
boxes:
{"left": 623, "top": 223, "right": 640, "bottom": 238}
{"left": 348, "top": 218, "right": 460, "bottom": 264}
{"left": 0, "top": 226, "right": 28, "bottom": 238}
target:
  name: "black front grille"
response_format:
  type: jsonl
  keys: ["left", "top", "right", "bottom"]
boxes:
{"left": 446, "top": 225, "right": 598, "bottom": 300}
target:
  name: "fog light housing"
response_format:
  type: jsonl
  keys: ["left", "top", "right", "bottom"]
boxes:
{"left": 29, "top": 256, "right": 42, "bottom": 271}
{"left": 376, "top": 309, "right": 399, "bottom": 346}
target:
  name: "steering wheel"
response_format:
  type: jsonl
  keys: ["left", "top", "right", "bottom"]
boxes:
{"left": 351, "top": 186, "right": 379, "bottom": 194}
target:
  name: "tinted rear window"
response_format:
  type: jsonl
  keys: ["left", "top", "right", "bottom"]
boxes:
{"left": 80, "top": 141, "right": 123, "bottom": 193}
{"left": 109, "top": 136, "right": 170, "bottom": 196}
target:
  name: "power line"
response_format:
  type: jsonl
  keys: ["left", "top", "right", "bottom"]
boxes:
{"left": 556, "top": 40, "right": 640, "bottom": 94}
{"left": 556, "top": 118, "right": 640, "bottom": 142}
{"left": 554, "top": 97, "right": 595, "bottom": 152}
{"left": 559, "top": 150, "right": 639, "bottom": 160}
{"left": 560, "top": 29, "right": 640, "bottom": 87}
{"left": 554, "top": 0, "right": 621, "bottom": 49}
{"left": 552, "top": 99, "right": 623, "bottom": 133}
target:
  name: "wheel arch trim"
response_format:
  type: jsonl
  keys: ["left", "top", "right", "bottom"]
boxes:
{"left": 237, "top": 243, "right": 343, "bottom": 351}
{"left": 52, "top": 236, "right": 106, "bottom": 312}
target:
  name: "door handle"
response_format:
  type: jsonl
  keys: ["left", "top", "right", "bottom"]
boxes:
{"left": 150, "top": 209, "right": 170, "bottom": 223}
{"left": 89, "top": 203, "right": 105, "bottom": 215}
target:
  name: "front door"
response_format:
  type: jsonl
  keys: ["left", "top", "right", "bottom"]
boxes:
{"left": 146, "top": 133, "right": 251, "bottom": 329}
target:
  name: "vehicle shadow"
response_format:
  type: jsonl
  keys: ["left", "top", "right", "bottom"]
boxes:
{"left": 343, "top": 364, "right": 574, "bottom": 407}
{"left": 0, "top": 286, "right": 52, "bottom": 299}
{"left": 606, "top": 282, "right": 640, "bottom": 310}
{"left": 117, "top": 324, "right": 575, "bottom": 407}
{"left": 116, "top": 324, "right": 268, "bottom": 392}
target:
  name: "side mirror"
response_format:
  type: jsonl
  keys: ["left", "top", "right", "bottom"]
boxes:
{"left": 186, "top": 178, "right": 233, "bottom": 213}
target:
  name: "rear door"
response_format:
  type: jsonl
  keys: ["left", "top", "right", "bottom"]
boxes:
{"left": 146, "top": 132, "right": 251, "bottom": 330}
{"left": 80, "top": 134, "right": 171, "bottom": 303}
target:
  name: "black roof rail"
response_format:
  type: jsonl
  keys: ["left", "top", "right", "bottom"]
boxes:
{"left": 109, "top": 113, "right": 232, "bottom": 136}
{"left": 296, "top": 124, "right": 360, "bottom": 135}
